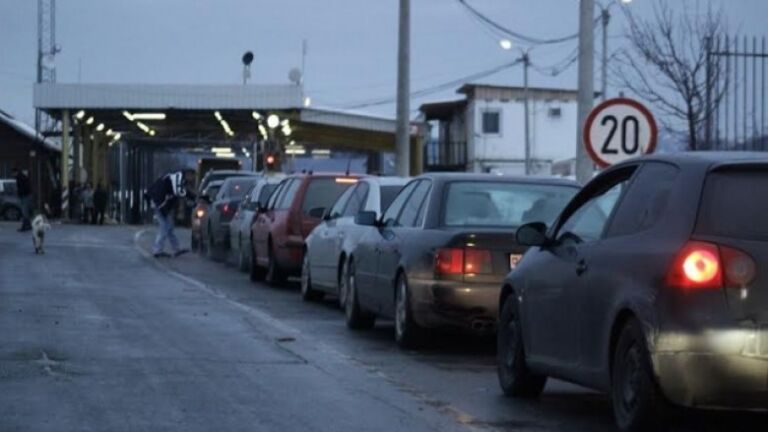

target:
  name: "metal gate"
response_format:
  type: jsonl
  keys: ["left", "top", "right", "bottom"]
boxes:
{"left": 705, "top": 35, "right": 768, "bottom": 150}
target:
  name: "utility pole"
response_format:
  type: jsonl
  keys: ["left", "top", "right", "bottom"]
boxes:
{"left": 601, "top": 7, "right": 610, "bottom": 101}
{"left": 522, "top": 52, "right": 531, "bottom": 175}
{"left": 575, "top": 0, "right": 596, "bottom": 184}
{"left": 395, "top": 0, "right": 411, "bottom": 176}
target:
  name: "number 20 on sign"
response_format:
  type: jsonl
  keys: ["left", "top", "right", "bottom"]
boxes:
{"left": 583, "top": 98, "right": 658, "bottom": 168}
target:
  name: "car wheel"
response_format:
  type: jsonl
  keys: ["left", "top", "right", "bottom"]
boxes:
{"left": 264, "top": 243, "right": 285, "bottom": 286}
{"left": 338, "top": 258, "right": 350, "bottom": 309}
{"left": 497, "top": 295, "right": 547, "bottom": 397}
{"left": 345, "top": 260, "right": 375, "bottom": 330}
{"left": 300, "top": 253, "right": 324, "bottom": 302}
{"left": 237, "top": 237, "right": 249, "bottom": 272}
{"left": 250, "top": 247, "right": 266, "bottom": 282}
{"left": 612, "top": 319, "right": 667, "bottom": 432}
{"left": 394, "top": 273, "right": 426, "bottom": 349}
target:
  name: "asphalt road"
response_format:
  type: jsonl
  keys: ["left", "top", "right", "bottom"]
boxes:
{"left": 0, "top": 222, "right": 764, "bottom": 431}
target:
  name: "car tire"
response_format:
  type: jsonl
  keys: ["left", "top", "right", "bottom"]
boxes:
{"left": 338, "top": 258, "right": 350, "bottom": 309}
{"left": 300, "top": 253, "right": 324, "bottom": 302}
{"left": 3, "top": 206, "right": 21, "bottom": 221}
{"left": 250, "top": 247, "right": 266, "bottom": 282}
{"left": 611, "top": 319, "right": 668, "bottom": 432}
{"left": 345, "top": 260, "right": 375, "bottom": 330}
{"left": 497, "top": 295, "right": 547, "bottom": 398}
{"left": 264, "top": 243, "right": 286, "bottom": 286}
{"left": 394, "top": 273, "right": 426, "bottom": 349}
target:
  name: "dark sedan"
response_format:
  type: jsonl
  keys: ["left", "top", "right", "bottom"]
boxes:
{"left": 498, "top": 153, "right": 768, "bottom": 431}
{"left": 345, "top": 173, "right": 578, "bottom": 348}
{"left": 201, "top": 176, "right": 260, "bottom": 260}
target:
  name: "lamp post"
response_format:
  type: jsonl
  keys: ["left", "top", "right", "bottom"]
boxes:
{"left": 500, "top": 40, "right": 533, "bottom": 175}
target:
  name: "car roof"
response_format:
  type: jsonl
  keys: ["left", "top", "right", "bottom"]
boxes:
{"left": 417, "top": 172, "right": 580, "bottom": 187}
{"left": 220, "top": 176, "right": 260, "bottom": 185}
{"left": 616, "top": 152, "right": 768, "bottom": 170}
{"left": 284, "top": 172, "right": 364, "bottom": 180}
{"left": 362, "top": 176, "right": 410, "bottom": 186}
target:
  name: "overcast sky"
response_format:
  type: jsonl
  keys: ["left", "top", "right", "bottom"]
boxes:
{"left": 1, "top": 0, "right": 766, "bottom": 125}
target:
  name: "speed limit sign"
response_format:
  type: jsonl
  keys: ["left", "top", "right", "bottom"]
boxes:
{"left": 583, "top": 98, "right": 658, "bottom": 168}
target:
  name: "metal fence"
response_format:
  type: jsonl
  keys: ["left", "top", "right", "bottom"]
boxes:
{"left": 705, "top": 35, "right": 768, "bottom": 150}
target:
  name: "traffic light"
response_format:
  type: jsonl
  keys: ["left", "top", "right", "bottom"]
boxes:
{"left": 265, "top": 154, "right": 278, "bottom": 171}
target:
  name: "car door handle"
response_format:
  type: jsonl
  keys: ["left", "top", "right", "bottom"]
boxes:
{"left": 576, "top": 259, "right": 588, "bottom": 276}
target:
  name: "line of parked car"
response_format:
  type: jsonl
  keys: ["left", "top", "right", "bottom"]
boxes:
{"left": 189, "top": 152, "right": 768, "bottom": 431}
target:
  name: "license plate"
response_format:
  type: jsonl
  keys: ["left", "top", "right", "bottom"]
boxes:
{"left": 509, "top": 254, "right": 522, "bottom": 270}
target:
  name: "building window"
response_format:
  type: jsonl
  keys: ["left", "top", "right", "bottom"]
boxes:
{"left": 548, "top": 107, "right": 562, "bottom": 118}
{"left": 481, "top": 110, "right": 501, "bottom": 135}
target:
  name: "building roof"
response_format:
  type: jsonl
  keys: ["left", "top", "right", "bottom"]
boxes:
{"left": 0, "top": 109, "right": 60, "bottom": 152}
{"left": 458, "top": 83, "right": 582, "bottom": 101}
{"left": 418, "top": 99, "right": 468, "bottom": 120}
{"left": 34, "top": 83, "right": 303, "bottom": 110}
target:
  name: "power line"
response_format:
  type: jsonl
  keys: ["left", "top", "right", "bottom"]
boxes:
{"left": 344, "top": 59, "right": 523, "bottom": 109}
{"left": 456, "top": 0, "right": 599, "bottom": 47}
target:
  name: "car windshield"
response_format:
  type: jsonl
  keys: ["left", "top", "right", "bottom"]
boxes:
{"left": 697, "top": 169, "right": 768, "bottom": 240}
{"left": 225, "top": 179, "right": 257, "bottom": 199}
{"left": 442, "top": 181, "right": 577, "bottom": 228}
{"left": 257, "top": 184, "right": 278, "bottom": 204}
{"left": 379, "top": 186, "right": 403, "bottom": 211}
{"left": 301, "top": 178, "right": 356, "bottom": 214}
{"left": 206, "top": 185, "right": 222, "bottom": 199}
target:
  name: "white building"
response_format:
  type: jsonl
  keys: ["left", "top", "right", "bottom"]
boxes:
{"left": 419, "top": 84, "right": 580, "bottom": 175}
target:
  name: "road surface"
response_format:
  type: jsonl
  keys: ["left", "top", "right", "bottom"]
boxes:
{"left": 0, "top": 223, "right": 762, "bottom": 431}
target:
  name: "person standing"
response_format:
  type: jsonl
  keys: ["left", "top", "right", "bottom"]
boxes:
{"left": 146, "top": 170, "right": 192, "bottom": 258}
{"left": 12, "top": 167, "right": 32, "bottom": 232}
{"left": 93, "top": 183, "right": 108, "bottom": 225}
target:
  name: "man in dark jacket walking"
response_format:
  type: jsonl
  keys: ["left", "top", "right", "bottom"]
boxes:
{"left": 12, "top": 166, "right": 31, "bottom": 232}
{"left": 146, "top": 170, "right": 193, "bottom": 258}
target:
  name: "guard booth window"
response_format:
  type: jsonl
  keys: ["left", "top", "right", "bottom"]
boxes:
{"left": 481, "top": 110, "right": 501, "bottom": 135}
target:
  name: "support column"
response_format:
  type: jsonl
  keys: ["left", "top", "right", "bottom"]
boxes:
{"left": 60, "top": 110, "right": 70, "bottom": 219}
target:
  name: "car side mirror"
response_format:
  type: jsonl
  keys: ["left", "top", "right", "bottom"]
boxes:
{"left": 516, "top": 222, "right": 549, "bottom": 247}
{"left": 354, "top": 210, "right": 378, "bottom": 227}
{"left": 307, "top": 207, "right": 326, "bottom": 219}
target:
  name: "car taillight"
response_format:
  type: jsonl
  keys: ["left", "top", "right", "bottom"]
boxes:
{"left": 435, "top": 248, "right": 492, "bottom": 275}
{"left": 195, "top": 209, "right": 205, "bottom": 218}
{"left": 666, "top": 241, "right": 756, "bottom": 289}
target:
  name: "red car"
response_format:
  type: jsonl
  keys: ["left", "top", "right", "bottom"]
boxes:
{"left": 250, "top": 173, "right": 361, "bottom": 285}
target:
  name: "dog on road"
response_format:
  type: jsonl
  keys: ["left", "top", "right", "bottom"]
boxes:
{"left": 31, "top": 214, "right": 51, "bottom": 254}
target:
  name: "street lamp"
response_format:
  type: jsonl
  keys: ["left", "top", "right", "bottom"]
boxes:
{"left": 499, "top": 40, "right": 533, "bottom": 176}
{"left": 267, "top": 114, "right": 280, "bottom": 129}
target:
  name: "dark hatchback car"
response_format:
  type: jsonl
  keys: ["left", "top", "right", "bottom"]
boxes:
{"left": 201, "top": 176, "right": 260, "bottom": 260}
{"left": 345, "top": 173, "right": 578, "bottom": 347}
{"left": 498, "top": 153, "right": 768, "bottom": 431}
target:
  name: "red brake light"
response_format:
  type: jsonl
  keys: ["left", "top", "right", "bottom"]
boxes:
{"left": 223, "top": 203, "right": 230, "bottom": 214}
{"left": 667, "top": 241, "right": 756, "bottom": 289}
{"left": 667, "top": 241, "right": 722, "bottom": 289}
{"left": 435, "top": 248, "right": 493, "bottom": 275}
{"left": 464, "top": 248, "right": 492, "bottom": 275}
{"left": 436, "top": 248, "right": 464, "bottom": 274}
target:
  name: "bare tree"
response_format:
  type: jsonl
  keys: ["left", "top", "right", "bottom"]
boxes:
{"left": 616, "top": 1, "right": 727, "bottom": 150}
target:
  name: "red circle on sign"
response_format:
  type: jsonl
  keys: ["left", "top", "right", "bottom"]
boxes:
{"left": 583, "top": 98, "right": 658, "bottom": 168}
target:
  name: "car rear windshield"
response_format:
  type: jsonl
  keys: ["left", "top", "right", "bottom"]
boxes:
{"left": 301, "top": 178, "right": 356, "bottom": 214}
{"left": 696, "top": 169, "right": 768, "bottom": 240}
{"left": 442, "top": 181, "right": 577, "bottom": 228}
{"left": 226, "top": 179, "right": 257, "bottom": 199}
{"left": 379, "top": 186, "right": 403, "bottom": 211}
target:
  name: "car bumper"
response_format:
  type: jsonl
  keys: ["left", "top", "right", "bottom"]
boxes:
{"left": 409, "top": 278, "right": 500, "bottom": 333}
{"left": 211, "top": 223, "right": 231, "bottom": 247}
{"left": 653, "top": 327, "right": 768, "bottom": 410}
